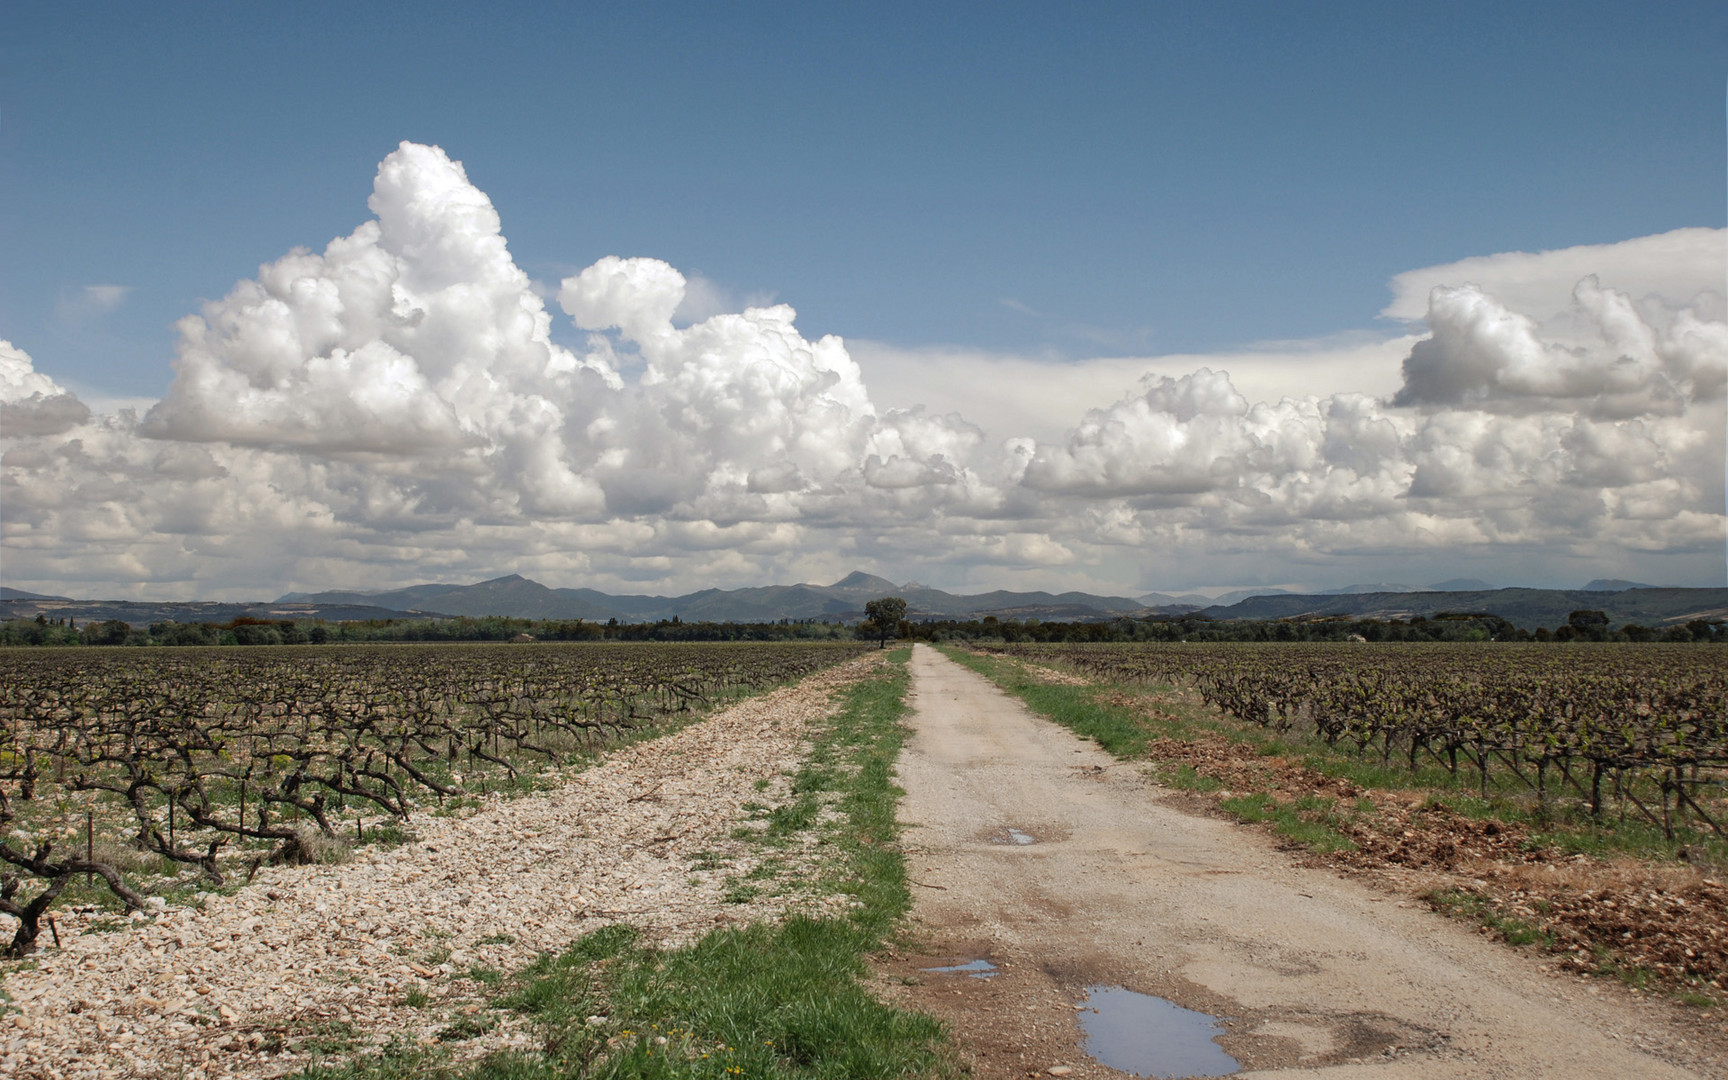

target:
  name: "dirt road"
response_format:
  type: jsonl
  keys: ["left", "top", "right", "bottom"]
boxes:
{"left": 889, "top": 645, "right": 1721, "bottom": 1079}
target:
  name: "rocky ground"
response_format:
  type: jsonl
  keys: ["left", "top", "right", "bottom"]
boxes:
{"left": 0, "top": 656, "right": 883, "bottom": 1080}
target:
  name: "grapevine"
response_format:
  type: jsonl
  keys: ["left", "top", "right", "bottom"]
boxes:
{"left": 0, "top": 642, "right": 866, "bottom": 954}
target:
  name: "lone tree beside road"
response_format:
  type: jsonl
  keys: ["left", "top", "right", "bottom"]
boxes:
{"left": 863, "top": 596, "right": 908, "bottom": 649}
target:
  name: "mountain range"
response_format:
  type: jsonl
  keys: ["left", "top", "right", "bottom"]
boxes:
{"left": 4, "top": 576, "right": 1722, "bottom": 631}
{"left": 1192, "top": 587, "right": 1726, "bottom": 630}
{"left": 277, "top": 571, "right": 1154, "bottom": 623}
{"left": 278, "top": 574, "right": 1726, "bottom": 630}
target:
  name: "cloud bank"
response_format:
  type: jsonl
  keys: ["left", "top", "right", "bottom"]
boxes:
{"left": 3, "top": 143, "right": 1723, "bottom": 598}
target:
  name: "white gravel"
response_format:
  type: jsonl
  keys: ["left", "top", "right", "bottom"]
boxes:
{"left": 0, "top": 654, "right": 883, "bottom": 1079}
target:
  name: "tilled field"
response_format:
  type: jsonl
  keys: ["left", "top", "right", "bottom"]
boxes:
{"left": 0, "top": 655, "right": 883, "bottom": 1080}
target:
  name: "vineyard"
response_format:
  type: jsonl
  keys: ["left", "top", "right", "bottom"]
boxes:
{"left": 972, "top": 642, "right": 1728, "bottom": 843}
{"left": 0, "top": 642, "right": 867, "bottom": 954}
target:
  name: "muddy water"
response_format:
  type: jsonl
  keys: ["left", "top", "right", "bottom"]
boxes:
{"left": 922, "top": 958, "right": 1000, "bottom": 978}
{"left": 1077, "top": 985, "right": 1238, "bottom": 1078}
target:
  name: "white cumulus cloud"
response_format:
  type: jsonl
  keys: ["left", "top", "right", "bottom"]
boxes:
{"left": 2, "top": 142, "right": 1722, "bottom": 599}
{"left": 143, "top": 142, "right": 613, "bottom": 519}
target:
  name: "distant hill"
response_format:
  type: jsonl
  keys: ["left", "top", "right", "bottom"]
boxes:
{"left": 1583, "top": 578, "right": 1656, "bottom": 591}
{"left": 1198, "top": 587, "right": 1728, "bottom": 630}
{"left": 1206, "top": 587, "right": 1295, "bottom": 605}
{"left": 0, "top": 587, "right": 71, "bottom": 601}
{"left": 1320, "top": 582, "right": 1422, "bottom": 595}
{"left": 0, "top": 596, "right": 434, "bottom": 628}
{"left": 1138, "top": 590, "right": 1213, "bottom": 607}
{"left": 280, "top": 575, "right": 622, "bottom": 621}
{"left": 1428, "top": 578, "right": 1494, "bottom": 591}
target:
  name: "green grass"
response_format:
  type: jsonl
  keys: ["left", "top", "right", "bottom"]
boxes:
{"left": 436, "top": 1013, "right": 497, "bottom": 1043}
{"left": 720, "top": 882, "right": 761, "bottom": 905}
{"left": 291, "top": 1020, "right": 365, "bottom": 1056}
{"left": 361, "top": 824, "right": 420, "bottom": 849}
{"left": 1151, "top": 763, "right": 1223, "bottom": 793}
{"left": 1424, "top": 889, "right": 1554, "bottom": 948}
{"left": 1584, "top": 947, "right": 1663, "bottom": 992}
{"left": 299, "top": 648, "right": 944, "bottom": 1080}
{"left": 1219, "top": 793, "right": 1356, "bottom": 853}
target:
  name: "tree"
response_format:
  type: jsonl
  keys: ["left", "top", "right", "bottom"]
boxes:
{"left": 863, "top": 597, "right": 908, "bottom": 649}
{"left": 81, "top": 619, "right": 134, "bottom": 646}
{"left": 1562, "top": 609, "right": 1610, "bottom": 642}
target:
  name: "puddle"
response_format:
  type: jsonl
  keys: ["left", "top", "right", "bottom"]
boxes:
{"left": 1077, "top": 986, "right": 1239, "bottom": 1078}
{"left": 986, "top": 827, "right": 1038, "bottom": 845}
{"left": 921, "top": 959, "right": 998, "bottom": 979}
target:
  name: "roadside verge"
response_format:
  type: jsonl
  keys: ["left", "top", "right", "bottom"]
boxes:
{"left": 312, "top": 647, "right": 945, "bottom": 1080}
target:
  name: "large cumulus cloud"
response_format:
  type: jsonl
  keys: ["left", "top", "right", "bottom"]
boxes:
{"left": 3, "top": 144, "right": 998, "bottom": 595}
{"left": 559, "top": 256, "right": 874, "bottom": 517}
{"left": 143, "top": 143, "right": 613, "bottom": 520}
{"left": 2, "top": 142, "right": 1723, "bottom": 598}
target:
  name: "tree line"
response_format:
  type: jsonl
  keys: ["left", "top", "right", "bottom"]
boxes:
{"left": 2, "top": 606, "right": 1719, "bottom": 648}
{"left": 0, "top": 614, "right": 859, "bottom": 647}
{"left": 896, "top": 610, "right": 1724, "bottom": 644}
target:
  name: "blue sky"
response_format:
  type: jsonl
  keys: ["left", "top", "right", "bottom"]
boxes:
{"left": 1, "top": 3, "right": 1724, "bottom": 598}
{"left": 7, "top": 2, "right": 1723, "bottom": 395}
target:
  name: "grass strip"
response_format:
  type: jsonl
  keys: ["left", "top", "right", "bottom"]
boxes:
{"left": 304, "top": 648, "right": 942, "bottom": 1080}
{"left": 936, "top": 646, "right": 1158, "bottom": 758}
{"left": 1219, "top": 792, "right": 1357, "bottom": 853}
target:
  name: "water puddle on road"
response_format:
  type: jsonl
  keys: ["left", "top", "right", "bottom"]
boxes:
{"left": 985, "top": 826, "right": 1038, "bottom": 845}
{"left": 921, "top": 959, "right": 999, "bottom": 978}
{"left": 1077, "top": 986, "right": 1239, "bottom": 1078}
